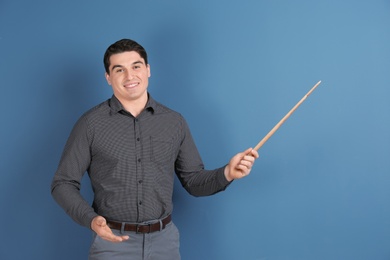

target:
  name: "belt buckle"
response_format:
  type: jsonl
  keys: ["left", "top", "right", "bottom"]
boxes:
{"left": 136, "top": 223, "right": 151, "bottom": 233}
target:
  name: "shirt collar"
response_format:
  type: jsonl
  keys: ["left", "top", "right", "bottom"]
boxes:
{"left": 109, "top": 93, "right": 157, "bottom": 114}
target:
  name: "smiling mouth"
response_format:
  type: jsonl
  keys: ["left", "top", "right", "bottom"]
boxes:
{"left": 124, "top": 82, "right": 139, "bottom": 88}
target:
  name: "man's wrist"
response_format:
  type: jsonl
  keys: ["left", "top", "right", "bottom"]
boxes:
{"left": 224, "top": 166, "right": 233, "bottom": 182}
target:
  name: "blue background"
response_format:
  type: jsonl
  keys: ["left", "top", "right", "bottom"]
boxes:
{"left": 1, "top": 1, "right": 390, "bottom": 259}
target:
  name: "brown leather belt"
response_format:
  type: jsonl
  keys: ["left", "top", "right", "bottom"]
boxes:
{"left": 106, "top": 215, "right": 171, "bottom": 233}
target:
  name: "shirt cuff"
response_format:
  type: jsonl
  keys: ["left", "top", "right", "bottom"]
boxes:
{"left": 217, "top": 165, "right": 232, "bottom": 187}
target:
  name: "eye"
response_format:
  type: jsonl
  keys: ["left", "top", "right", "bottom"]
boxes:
{"left": 115, "top": 68, "right": 124, "bottom": 73}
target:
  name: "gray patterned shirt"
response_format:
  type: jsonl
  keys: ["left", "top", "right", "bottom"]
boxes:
{"left": 51, "top": 94, "right": 230, "bottom": 228}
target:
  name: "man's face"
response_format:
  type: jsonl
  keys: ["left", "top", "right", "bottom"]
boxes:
{"left": 105, "top": 51, "right": 151, "bottom": 104}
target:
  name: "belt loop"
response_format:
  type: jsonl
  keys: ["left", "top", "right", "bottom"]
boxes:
{"left": 120, "top": 222, "right": 125, "bottom": 234}
{"left": 159, "top": 219, "right": 163, "bottom": 231}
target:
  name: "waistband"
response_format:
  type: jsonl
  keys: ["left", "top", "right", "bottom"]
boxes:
{"left": 106, "top": 215, "right": 172, "bottom": 233}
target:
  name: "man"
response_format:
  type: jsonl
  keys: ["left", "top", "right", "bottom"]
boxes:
{"left": 51, "top": 39, "right": 259, "bottom": 259}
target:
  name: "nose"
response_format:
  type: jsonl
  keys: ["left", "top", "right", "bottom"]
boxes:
{"left": 125, "top": 70, "right": 135, "bottom": 80}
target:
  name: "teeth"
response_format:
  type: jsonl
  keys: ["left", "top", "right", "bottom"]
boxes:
{"left": 126, "top": 83, "right": 138, "bottom": 87}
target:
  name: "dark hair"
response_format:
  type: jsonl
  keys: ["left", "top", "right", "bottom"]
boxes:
{"left": 103, "top": 39, "right": 148, "bottom": 74}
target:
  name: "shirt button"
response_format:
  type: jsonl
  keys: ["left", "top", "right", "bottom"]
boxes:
{"left": 139, "top": 201, "right": 142, "bottom": 205}
{"left": 137, "top": 137, "right": 140, "bottom": 141}
{"left": 138, "top": 158, "right": 141, "bottom": 162}
{"left": 138, "top": 180, "right": 143, "bottom": 184}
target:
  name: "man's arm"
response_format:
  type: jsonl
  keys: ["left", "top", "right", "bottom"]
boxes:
{"left": 51, "top": 115, "right": 97, "bottom": 228}
{"left": 175, "top": 117, "right": 259, "bottom": 196}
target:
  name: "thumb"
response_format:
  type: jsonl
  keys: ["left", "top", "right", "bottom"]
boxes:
{"left": 243, "top": 147, "right": 254, "bottom": 157}
{"left": 95, "top": 216, "right": 107, "bottom": 227}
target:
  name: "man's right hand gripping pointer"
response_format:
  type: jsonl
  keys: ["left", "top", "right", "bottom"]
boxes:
{"left": 91, "top": 216, "right": 129, "bottom": 242}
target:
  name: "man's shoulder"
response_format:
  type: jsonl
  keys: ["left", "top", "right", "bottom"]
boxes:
{"left": 80, "top": 99, "right": 111, "bottom": 120}
{"left": 153, "top": 100, "right": 184, "bottom": 120}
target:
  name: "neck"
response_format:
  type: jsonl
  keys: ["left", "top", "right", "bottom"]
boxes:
{"left": 119, "top": 94, "right": 148, "bottom": 117}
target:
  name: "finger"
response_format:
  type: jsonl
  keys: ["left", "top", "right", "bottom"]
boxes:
{"left": 236, "top": 164, "right": 251, "bottom": 174}
{"left": 239, "top": 159, "right": 253, "bottom": 169}
{"left": 245, "top": 148, "right": 259, "bottom": 159}
{"left": 102, "top": 232, "right": 130, "bottom": 242}
{"left": 110, "top": 235, "right": 130, "bottom": 242}
{"left": 250, "top": 149, "right": 259, "bottom": 158}
{"left": 243, "top": 147, "right": 253, "bottom": 156}
{"left": 243, "top": 155, "right": 255, "bottom": 163}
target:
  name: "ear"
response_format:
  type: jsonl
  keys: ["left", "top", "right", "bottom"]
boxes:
{"left": 147, "top": 64, "right": 151, "bottom": 78}
{"left": 105, "top": 72, "right": 112, "bottom": 85}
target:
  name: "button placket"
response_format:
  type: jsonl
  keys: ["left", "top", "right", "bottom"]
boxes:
{"left": 134, "top": 117, "right": 144, "bottom": 219}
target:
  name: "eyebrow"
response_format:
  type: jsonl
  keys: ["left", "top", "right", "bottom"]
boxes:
{"left": 110, "top": 60, "right": 145, "bottom": 72}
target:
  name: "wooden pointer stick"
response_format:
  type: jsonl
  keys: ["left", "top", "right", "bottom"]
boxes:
{"left": 253, "top": 80, "right": 322, "bottom": 151}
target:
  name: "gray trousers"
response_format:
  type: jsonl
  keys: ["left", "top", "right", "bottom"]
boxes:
{"left": 88, "top": 222, "right": 181, "bottom": 260}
